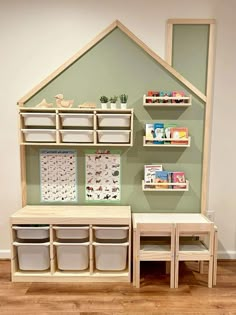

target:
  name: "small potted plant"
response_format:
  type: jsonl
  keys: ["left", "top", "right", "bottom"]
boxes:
{"left": 119, "top": 94, "right": 128, "bottom": 109}
{"left": 109, "top": 96, "right": 118, "bottom": 109}
{"left": 100, "top": 96, "right": 109, "bottom": 109}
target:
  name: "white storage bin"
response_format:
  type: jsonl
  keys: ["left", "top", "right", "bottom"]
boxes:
{"left": 22, "top": 129, "right": 56, "bottom": 142}
{"left": 97, "top": 114, "right": 131, "bottom": 127}
{"left": 94, "top": 243, "right": 128, "bottom": 271}
{"left": 93, "top": 226, "right": 128, "bottom": 241}
{"left": 97, "top": 130, "right": 130, "bottom": 143}
{"left": 15, "top": 242, "right": 50, "bottom": 271}
{"left": 60, "top": 113, "right": 93, "bottom": 127}
{"left": 21, "top": 113, "right": 56, "bottom": 126}
{"left": 60, "top": 130, "right": 94, "bottom": 143}
{"left": 54, "top": 226, "right": 89, "bottom": 240}
{"left": 55, "top": 243, "right": 89, "bottom": 271}
{"left": 13, "top": 226, "right": 49, "bottom": 240}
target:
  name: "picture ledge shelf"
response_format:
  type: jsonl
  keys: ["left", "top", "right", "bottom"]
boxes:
{"left": 143, "top": 95, "right": 192, "bottom": 107}
{"left": 142, "top": 180, "right": 189, "bottom": 192}
{"left": 143, "top": 136, "right": 191, "bottom": 147}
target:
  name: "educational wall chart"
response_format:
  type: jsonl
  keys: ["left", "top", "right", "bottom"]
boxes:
{"left": 85, "top": 150, "right": 120, "bottom": 201}
{"left": 40, "top": 149, "right": 77, "bottom": 202}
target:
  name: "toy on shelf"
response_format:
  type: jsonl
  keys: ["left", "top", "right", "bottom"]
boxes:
{"left": 55, "top": 94, "right": 74, "bottom": 108}
{"left": 78, "top": 102, "right": 97, "bottom": 109}
{"left": 35, "top": 99, "right": 53, "bottom": 108}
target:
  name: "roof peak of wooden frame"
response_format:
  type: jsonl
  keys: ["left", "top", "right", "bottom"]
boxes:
{"left": 18, "top": 19, "right": 206, "bottom": 105}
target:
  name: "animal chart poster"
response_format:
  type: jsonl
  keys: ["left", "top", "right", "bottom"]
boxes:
{"left": 85, "top": 150, "right": 121, "bottom": 202}
{"left": 40, "top": 149, "right": 78, "bottom": 203}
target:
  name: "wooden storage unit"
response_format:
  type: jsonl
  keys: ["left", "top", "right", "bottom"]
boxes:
{"left": 19, "top": 107, "right": 134, "bottom": 146}
{"left": 10, "top": 205, "right": 131, "bottom": 282}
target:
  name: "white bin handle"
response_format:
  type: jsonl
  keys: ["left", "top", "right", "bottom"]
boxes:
{"left": 53, "top": 241, "right": 90, "bottom": 246}
{"left": 92, "top": 226, "right": 129, "bottom": 230}
{"left": 13, "top": 241, "right": 50, "bottom": 246}
{"left": 93, "top": 242, "right": 129, "bottom": 246}
{"left": 53, "top": 226, "right": 89, "bottom": 230}
{"left": 13, "top": 226, "right": 50, "bottom": 230}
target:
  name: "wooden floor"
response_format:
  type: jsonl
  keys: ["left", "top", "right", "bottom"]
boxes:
{"left": 1, "top": 260, "right": 236, "bottom": 315}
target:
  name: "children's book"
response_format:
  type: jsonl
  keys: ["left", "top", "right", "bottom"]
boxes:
{"left": 168, "top": 172, "right": 173, "bottom": 189}
{"left": 172, "top": 172, "right": 186, "bottom": 189}
{"left": 170, "top": 127, "right": 188, "bottom": 145}
{"left": 144, "top": 165, "right": 163, "bottom": 183}
{"left": 164, "top": 123, "right": 176, "bottom": 144}
{"left": 159, "top": 91, "right": 171, "bottom": 103}
{"left": 153, "top": 122, "right": 164, "bottom": 144}
{"left": 155, "top": 171, "right": 169, "bottom": 189}
{"left": 145, "top": 123, "right": 155, "bottom": 141}
{"left": 172, "top": 91, "right": 185, "bottom": 103}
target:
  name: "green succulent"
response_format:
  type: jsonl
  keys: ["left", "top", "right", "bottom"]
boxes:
{"left": 100, "top": 96, "right": 109, "bottom": 103}
{"left": 109, "top": 95, "right": 118, "bottom": 103}
{"left": 119, "top": 94, "right": 128, "bottom": 103}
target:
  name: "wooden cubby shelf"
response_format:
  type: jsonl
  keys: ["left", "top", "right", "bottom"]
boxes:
{"left": 10, "top": 206, "right": 131, "bottom": 283}
{"left": 142, "top": 180, "right": 189, "bottom": 192}
{"left": 143, "top": 136, "right": 191, "bottom": 147}
{"left": 19, "top": 107, "right": 134, "bottom": 147}
{"left": 143, "top": 95, "right": 192, "bottom": 107}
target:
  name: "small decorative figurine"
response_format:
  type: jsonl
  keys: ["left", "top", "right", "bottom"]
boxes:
{"left": 55, "top": 94, "right": 74, "bottom": 108}
{"left": 35, "top": 98, "right": 53, "bottom": 108}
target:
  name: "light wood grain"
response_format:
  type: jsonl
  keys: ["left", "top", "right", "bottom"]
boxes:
{"left": 1, "top": 259, "right": 236, "bottom": 314}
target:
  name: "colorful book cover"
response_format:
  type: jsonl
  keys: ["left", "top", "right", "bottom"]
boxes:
{"left": 159, "top": 91, "right": 171, "bottom": 103}
{"left": 153, "top": 122, "right": 164, "bottom": 144}
{"left": 144, "top": 164, "right": 163, "bottom": 183}
{"left": 164, "top": 123, "right": 176, "bottom": 144}
{"left": 170, "top": 127, "right": 188, "bottom": 145}
{"left": 172, "top": 172, "right": 186, "bottom": 189}
{"left": 145, "top": 123, "right": 155, "bottom": 141}
{"left": 155, "top": 171, "right": 169, "bottom": 189}
{"left": 172, "top": 91, "right": 185, "bottom": 103}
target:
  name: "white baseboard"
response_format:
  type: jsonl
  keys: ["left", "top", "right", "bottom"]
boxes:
{"left": 218, "top": 251, "right": 236, "bottom": 260}
{"left": 0, "top": 250, "right": 11, "bottom": 259}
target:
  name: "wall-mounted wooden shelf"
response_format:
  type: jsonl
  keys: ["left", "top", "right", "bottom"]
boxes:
{"left": 143, "top": 95, "right": 192, "bottom": 107}
{"left": 19, "top": 108, "right": 134, "bottom": 147}
{"left": 142, "top": 180, "right": 189, "bottom": 192}
{"left": 143, "top": 136, "right": 191, "bottom": 147}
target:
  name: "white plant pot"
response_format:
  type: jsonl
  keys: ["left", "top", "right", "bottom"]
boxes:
{"left": 121, "top": 103, "right": 127, "bottom": 109}
{"left": 110, "top": 103, "right": 117, "bottom": 109}
{"left": 101, "top": 103, "right": 108, "bottom": 109}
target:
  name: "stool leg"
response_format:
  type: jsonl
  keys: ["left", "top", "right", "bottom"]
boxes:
{"left": 170, "top": 259, "right": 175, "bottom": 289}
{"left": 213, "top": 229, "right": 218, "bottom": 286}
{"left": 135, "top": 259, "right": 140, "bottom": 288}
{"left": 175, "top": 258, "right": 179, "bottom": 288}
{"left": 208, "top": 256, "right": 213, "bottom": 288}
{"left": 166, "top": 261, "right": 170, "bottom": 274}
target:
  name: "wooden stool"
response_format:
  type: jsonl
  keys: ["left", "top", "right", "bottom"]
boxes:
{"left": 134, "top": 223, "right": 175, "bottom": 288}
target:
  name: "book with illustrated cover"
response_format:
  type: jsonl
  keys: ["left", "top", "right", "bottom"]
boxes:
{"left": 155, "top": 171, "right": 169, "bottom": 189}
{"left": 172, "top": 172, "right": 186, "bottom": 189}
{"left": 145, "top": 123, "right": 155, "bottom": 141}
{"left": 172, "top": 91, "right": 185, "bottom": 103}
{"left": 144, "top": 164, "right": 163, "bottom": 183}
{"left": 159, "top": 91, "right": 171, "bottom": 103}
{"left": 153, "top": 122, "right": 164, "bottom": 144}
{"left": 170, "top": 127, "right": 188, "bottom": 145}
{"left": 164, "top": 123, "right": 176, "bottom": 144}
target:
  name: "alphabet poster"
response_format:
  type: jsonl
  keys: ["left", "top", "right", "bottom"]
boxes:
{"left": 85, "top": 150, "right": 120, "bottom": 201}
{"left": 40, "top": 149, "right": 77, "bottom": 202}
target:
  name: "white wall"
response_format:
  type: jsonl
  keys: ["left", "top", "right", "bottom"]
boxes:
{"left": 0, "top": 0, "right": 235, "bottom": 258}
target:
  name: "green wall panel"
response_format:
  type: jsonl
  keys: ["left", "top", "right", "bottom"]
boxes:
{"left": 25, "top": 27, "right": 205, "bottom": 213}
{"left": 172, "top": 24, "right": 209, "bottom": 95}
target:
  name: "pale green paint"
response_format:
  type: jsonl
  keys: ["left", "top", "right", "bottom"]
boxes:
{"left": 172, "top": 24, "right": 209, "bottom": 95}
{"left": 25, "top": 27, "right": 205, "bottom": 213}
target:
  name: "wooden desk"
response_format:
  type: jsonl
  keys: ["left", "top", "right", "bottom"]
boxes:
{"left": 132, "top": 213, "right": 217, "bottom": 287}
